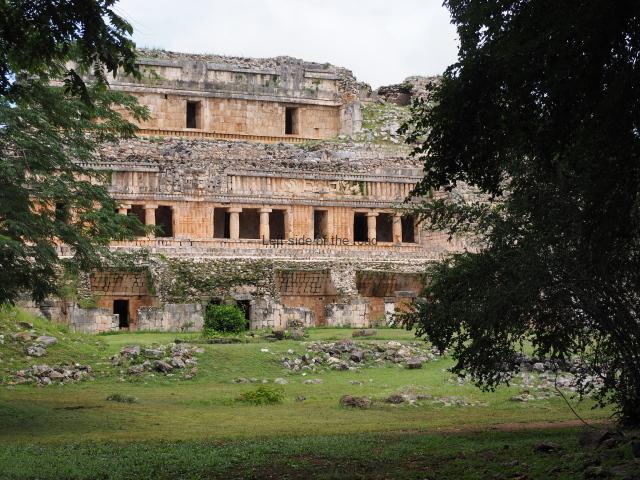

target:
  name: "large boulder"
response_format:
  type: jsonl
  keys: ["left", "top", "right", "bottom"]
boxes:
{"left": 340, "top": 395, "right": 371, "bottom": 409}
{"left": 35, "top": 335, "right": 57, "bottom": 347}
{"left": 154, "top": 360, "right": 173, "bottom": 373}
{"left": 26, "top": 345, "right": 47, "bottom": 357}
{"left": 406, "top": 358, "right": 423, "bottom": 369}
{"left": 121, "top": 345, "right": 141, "bottom": 357}
{"left": 144, "top": 348, "right": 165, "bottom": 359}
{"left": 352, "top": 329, "right": 377, "bottom": 338}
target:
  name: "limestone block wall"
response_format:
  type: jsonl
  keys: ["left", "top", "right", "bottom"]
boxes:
{"left": 136, "top": 303, "right": 203, "bottom": 332}
{"left": 325, "top": 299, "right": 369, "bottom": 328}
{"left": 130, "top": 93, "right": 341, "bottom": 139}
{"left": 68, "top": 305, "right": 119, "bottom": 333}
{"left": 90, "top": 271, "right": 158, "bottom": 326}
{"left": 250, "top": 296, "right": 316, "bottom": 330}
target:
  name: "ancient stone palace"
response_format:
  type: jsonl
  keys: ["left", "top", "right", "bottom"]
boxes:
{"left": 40, "top": 50, "right": 468, "bottom": 333}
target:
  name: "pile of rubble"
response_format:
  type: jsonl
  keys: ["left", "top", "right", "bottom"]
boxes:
{"left": 110, "top": 343, "right": 202, "bottom": 379}
{"left": 10, "top": 321, "right": 58, "bottom": 358}
{"left": 11, "top": 363, "right": 93, "bottom": 386}
{"left": 281, "top": 340, "right": 440, "bottom": 373}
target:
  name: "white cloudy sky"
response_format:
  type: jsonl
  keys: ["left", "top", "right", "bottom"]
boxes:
{"left": 115, "top": 0, "right": 459, "bottom": 88}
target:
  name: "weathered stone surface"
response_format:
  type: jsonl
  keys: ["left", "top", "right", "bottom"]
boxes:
{"left": 154, "top": 360, "right": 173, "bottom": 373}
{"left": 12, "top": 332, "right": 35, "bottom": 342}
{"left": 121, "top": 345, "right": 141, "bottom": 357}
{"left": 352, "top": 329, "right": 377, "bottom": 337}
{"left": 144, "top": 348, "right": 165, "bottom": 359}
{"left": 339, "top": 395, "right": 371, "bottom": 409}
{"left": 406, "top": 358, "right": 423, "bottom": 369}
{"left": 35, "top": 335, "right": 57, "bottom": 346}
{"left": 26, "top": 345, "right": 47, "bottom": 357}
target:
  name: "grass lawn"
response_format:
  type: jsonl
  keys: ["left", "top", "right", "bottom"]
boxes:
{"left": 0, "top": 308, "right": 628, "bottom": 479}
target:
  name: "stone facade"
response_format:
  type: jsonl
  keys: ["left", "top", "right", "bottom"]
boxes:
{"left": 68, "top": 305, "right": 119, "bottom": 334}
{"left": 51, "top": 50, "right": 470, "bottom": 333}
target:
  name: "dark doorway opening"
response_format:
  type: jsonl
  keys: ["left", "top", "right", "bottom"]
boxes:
{"left": 113, "top": 300, "right": 129, "bottom": 329}
{"left": 314, "top": 210, "right": 328, "bottom": 240}
{"left": 155, "top": 206, "right": 173, "bottom": 237}
{"left": 236, "top": 300, "right": 251, "bottom": 330}
{"left": 186, "top": 101, "right": 199, "bottom": 129}
{"left": 213, "top": 208, "right": 230, "bottom": 238}
{"left": 239, "top": 208, "right": 260, "bottom": 239}
{"left": 55, "top": 202, "right": 69, "bottom": 224}
{"left": 285, "top": 107, "right": 298, "bottom": 135}
{"left": 353, "top": 212, "right": 368, "bottom": 242}
{"left": 270, "top": 209, "right": 286, "bottom": 240}
{"left": 401, "top": 214, "right": 416, "bottom": 243}
{"left": 128, "top": 205, "right": 146, "bottom": 236}
{"left": 376, "top": 213, "right": 393, "bottom": 242}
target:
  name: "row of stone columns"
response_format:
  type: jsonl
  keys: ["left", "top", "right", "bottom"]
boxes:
{"left": 226, "top": 207, "right": 272, "bottom": 240}
{"left": 367, "top": 212, "right": 405, "bottom": 243}
{"left": 118, "top": 203, "right": 158, "bottom": 238}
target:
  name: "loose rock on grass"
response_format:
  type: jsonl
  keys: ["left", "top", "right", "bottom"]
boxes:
{"left": 111, "top": 343, "right": 202, "bottom": 379}
{"left": 281, "top": 340, "right": 440, "bottom": 374}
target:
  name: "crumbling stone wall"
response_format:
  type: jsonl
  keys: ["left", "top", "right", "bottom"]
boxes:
{"left": 137, "top": 303, "right": 203, "bottom": 331}
{"left": 68, "top": 305, "right": 118, "bottom": 333}
{"left": 103, "top": 49, "right": 362, "bottom": 139}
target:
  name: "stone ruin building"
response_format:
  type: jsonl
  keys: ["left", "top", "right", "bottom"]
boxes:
{"left": 30, "top": 50, "right": 468, "bottom": 333}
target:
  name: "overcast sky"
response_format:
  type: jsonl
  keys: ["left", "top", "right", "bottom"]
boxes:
{"left": 115, "top": 0, "right": 459, "bottom": 88}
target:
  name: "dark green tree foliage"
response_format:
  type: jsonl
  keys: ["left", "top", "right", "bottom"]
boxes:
{"left": 0, "top": 1, "right": 148, "bottom": 304}
{"left": 400, "top": 0, "right": 640, "bottom": 425}
{"left": 204, "top": 305, "right": 247, "bottom": 335}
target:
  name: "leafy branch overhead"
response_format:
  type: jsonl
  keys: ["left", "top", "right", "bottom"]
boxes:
{"left": 401, "top": 0, "right": 640, "bottom": 426}
{"left": 0, "top": 0, "right": 148, "bottom": 304}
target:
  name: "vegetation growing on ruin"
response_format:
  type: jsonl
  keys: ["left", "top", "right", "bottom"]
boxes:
{"left": 0, "top": 1, "right": 148, "bottom": 305}
{"left": 203, "top": 304, "right": 246, "bottom": 335}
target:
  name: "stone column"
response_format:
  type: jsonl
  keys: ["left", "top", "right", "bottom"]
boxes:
{"left": 259, "top": 207, "right": 272, "bottom": 241}
{"left": 117, "top": 204, "right": 131, "bottom": 216}
{"left": 366, "top": 212, "right": 378, "bottom": 242}
{"left": 393, "top": 213, "right": 402, "bottom": 243}
{"left": 228, "top": 207, "right": 242, "bottom": 240}
{"left": 143, "top": 204, "right": 157, "bottom": 238}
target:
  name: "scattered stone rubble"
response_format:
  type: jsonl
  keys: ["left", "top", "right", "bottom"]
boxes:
{"left": 447, "top": 353, "right": 605, "bottom": 402}
{"left": 281, "top": 340, "right": 441, "bottom": 373}
{"left": 110, "top": 343, "right": 202, "bottom": 379}
{"left": 10, "top": 363, "right": 93, "bottom": 386}
{"left": 10, "top": 330, "right": 58, "bottom": 358}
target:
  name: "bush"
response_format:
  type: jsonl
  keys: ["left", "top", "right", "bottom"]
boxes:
{"left": 106, "top": 393, "right": 137, "bottom": 403}
{"left": 204, "top": 304, "right": 246, "bottom": 335}
{"left": 237, "top": 386, "right": 284, "bottom": 405}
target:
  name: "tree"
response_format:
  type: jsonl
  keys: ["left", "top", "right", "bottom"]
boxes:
{"left": 400, "top": 0, "right": 640, "bottom": 425}
{"left": 0, "top": 1, "right": 148, "bottom": 304}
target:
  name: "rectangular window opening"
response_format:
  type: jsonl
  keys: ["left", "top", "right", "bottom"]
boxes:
{"left": 239, "top": 208, "right": 260, "bottom": 239}
{"left": 270, "top": 209, "right": 286, "bottom": 240}
{"left": 128, "top": 204, "right": 146, "bottom": 236}
{"left": 55, "top": 202, "right": 69, "bottom": 224}
{"left": 353, "top": 212, "right": 368, "bottom": 243}
{"left": 213, "top": 208, "right": 231, "bottom": 239}
{"left": 155, "top": 206, "right": 173, "bottom": 238}
{"left": 401, "top": 214, "right": 416, "bottom": 243}
{"left": 186, "top": 101, "right": 200, "bottom": 129}
{"left": 285, "top": 107, "right": 298, "bottom": 135}
{"left": 314, "top": 210, "right": 328, "bottom": 240}
{"left": 376, "top": 213, "right": 393, "bottom": 242}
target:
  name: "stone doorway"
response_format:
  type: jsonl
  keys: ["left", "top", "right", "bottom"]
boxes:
{"left": 113, "top": 299, "right": 129, "bottom": 329}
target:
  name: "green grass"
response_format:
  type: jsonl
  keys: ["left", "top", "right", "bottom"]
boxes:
{"left": 1, "top": 428, "right": 629, "bottom": 480}
{"left": 0, "top": 308, "right": 622, "bottom": 479}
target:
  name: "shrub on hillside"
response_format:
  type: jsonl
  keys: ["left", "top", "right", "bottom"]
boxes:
{"left": 237, "top": 386, "right": 284, "bottom": 405}
{"left": 204, "top": 304, "right": 246, "bottom": 335}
